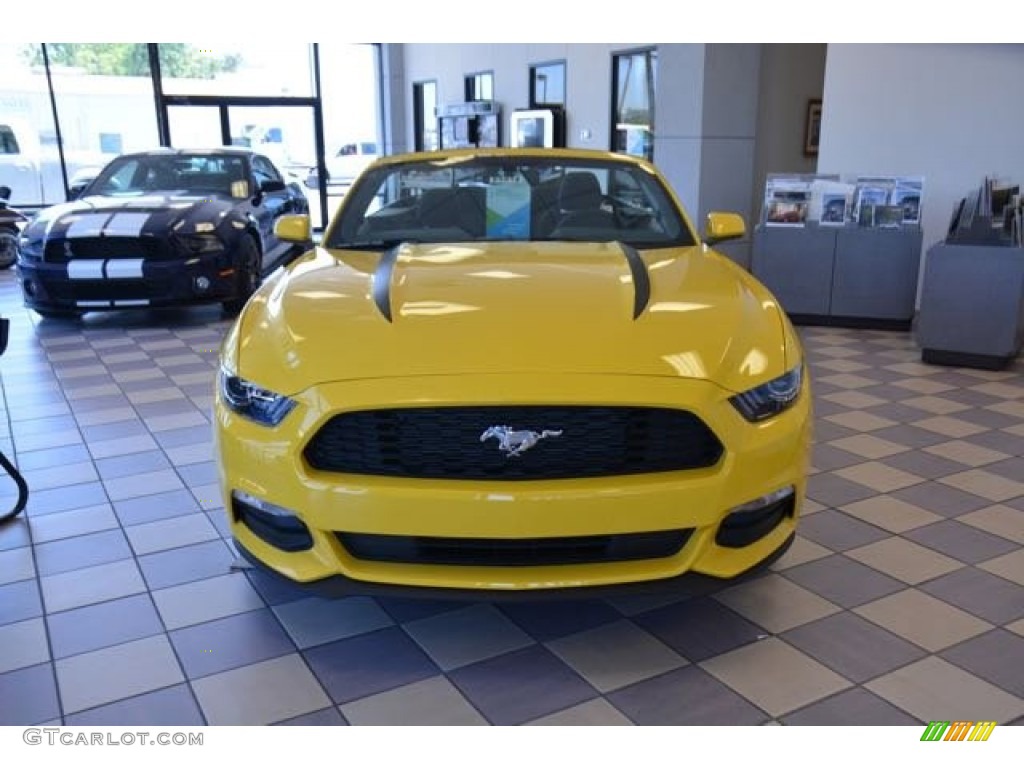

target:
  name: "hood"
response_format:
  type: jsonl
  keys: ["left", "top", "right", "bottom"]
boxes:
{"left": 26, "top": 193, "right": 238, "bottom": 242}
{"left": 238, "top": 241, "right": 789, "bottom": 395}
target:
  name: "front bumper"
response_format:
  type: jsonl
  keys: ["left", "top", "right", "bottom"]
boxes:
{"left": 18, "top": 256, "right": 239, "bottom": 311}
{"left": 215, "top": 372, "right": 812, "bottom": 595}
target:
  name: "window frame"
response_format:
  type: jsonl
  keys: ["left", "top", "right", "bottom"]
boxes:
{"left": 610, "top": 47, "right": 658, "bottom": 162}
{"left": 463, "top": 70, "right": 494, "bottom": 102}
{"left": 528, "top": 60, "right": 566, "bottom": 108}
{"left": 412, "top": 79, "right": 438, "bottom": 152}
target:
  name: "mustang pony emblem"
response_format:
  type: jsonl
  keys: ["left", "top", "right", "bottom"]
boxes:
{"left": 480, "top": 425, "right": 563, "bottom": 458}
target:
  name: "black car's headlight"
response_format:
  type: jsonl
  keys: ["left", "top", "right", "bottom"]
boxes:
{"left": 18, "top": 236, "right": 42, "bottom": 261}
{"left": 178, "top": 233, "right": 224, "bottom": 254}
{"left": 730, "top": 365, "right": 804, "bottom": 422}
{"left": 218, "top": 366, "right": 296, "bottom": 426}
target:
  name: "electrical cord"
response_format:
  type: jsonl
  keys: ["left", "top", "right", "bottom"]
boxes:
{"left": 0, "top": 316, "right": 29, "bottom": 524}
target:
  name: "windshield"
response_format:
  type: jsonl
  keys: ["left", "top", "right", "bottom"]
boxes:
{"left": 326, "top": 155, "right": 695, "bottom": 250}
{"left": 87, "top": 154, "right": 251, "bottom": 198}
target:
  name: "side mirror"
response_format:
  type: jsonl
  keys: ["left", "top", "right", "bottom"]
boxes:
{"left": 259, "top": 179, "right": 287, "bottom": 195}
{"left": 67, "top": 181, "right": 89, "bottom": 201}
{"left": 274, "top": 214, "right": 311, "bottom": 244}
{"left": 704, "top": 212, "right": 746, "bottom": 246}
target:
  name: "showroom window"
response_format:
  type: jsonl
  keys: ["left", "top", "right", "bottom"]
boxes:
{"left": 529, "top": 60, "right": 566, "bottom": 108}
{"left": 464, "top": 71, "right": 493, "bottom": 102}
{"left": 413, "top": 80, "right": 438, "bottom": 152}
{"left": 611, "top": 48, "right": 657, "bottom": 161}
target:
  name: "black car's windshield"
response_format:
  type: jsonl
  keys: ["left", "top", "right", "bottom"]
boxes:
{"left": 87, "top": 154, "right": 251, "bottom": 198}
{"left": 326, "top": 155, "right": 696, "bottom": 250}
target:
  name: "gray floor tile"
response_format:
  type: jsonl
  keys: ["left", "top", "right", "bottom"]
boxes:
{"left": 403, "top": 604, "right": 533, "bottom": 671}
{"left": 893, "top": 482, "right": 993, "bottom": 517}
{"left": 0, "top": 519, "right": 31, "bottom": 552}
{"left": 631, "top": 596, "right": 766, "bottom": 661}
{"left": 498, "top": 600, "right": 621, "bottom": 641}
{"left": 906, "top": 520, "right": 1020, "bottom": 564}
{"left": 919, "top": 567, "right": 1024, "bottom": 625}
{"left": 46, "top": 594, "right": 164, "bottom": 659}
{"left": 55, "top": 635, "right": 185, "bottom": 715}
{"left": 95, "top": 450, "right": 170, "bottom": 480}
{"left": 14, "top": 444, "right": 91, "bottom": 472}
{"left": 104, "top": 469, "right": 185, "bottom": 502}
{"left": 33, "top": 529, "right": 133, "bottom": 576}
{"left": 608, "top": 665, "right": 768, "bottom": 725}
{"left": 40, "top": 558, "right": 146, "bottom": 613}
{"left": 138, "top": 539, "right": 236, "bottom": 590}
{"left": 0, "top": 546, "right": 35, "bottom": 586}
{"left": 26, "top": 482, "right": 108, "bottom": 517}
{"left": 303, "top": 626, "right": 438, "bottom": 704}
{"left": 113, "top": 488, "right": 200, "bottom": 527}
{"left": 0, "top": 663, "right": 60, "bottom": 725}
{"left": 941, "top": 629, "right": 1024, "bottom": 697}
{"left": 782, "top": 687, "right": 919, "bottom": 725}
{"left": 29, "top": 503, "right": 118, "bottom": 543}
{"left": 780, "top": 611, "right": 926, "bottom": 683}
{"left": 797, "top": 509, "right": 891, "bottom": 551}
{"left": 125, "top": 513, "right": 220, "bottom": 556}
{"left": 806, "top": 473, "right": 878, "bottom": 508}
{"left": 782, "top": 554, "right": 906, "bottom": 608}
{"left": 273, "top": 596, "right": 394, "bottom": 650}
{"left": 152, "top": 572, "right": 265, "bottom": 630}
{"left": 191, "top": 654, "right": 330, "bottom": 725}
{"left": 449, "top": 645, "right": 596, "bottom": 725}
{"left": 273, "top": 707, "right": 348, "bottom": 726}
{"left": 170, "top": 608, "right": 295, "bottom": 679}
{"left": 341, "top": 675, "right": 488, "bottom": 725}
{"left": 0, "top": 618, "right": 50, "bottom": 674}
{"left": 65, "top": 683, "right": 204, "bottom": 726}
{"left": 0, "top": 579, "right": 43, "bottom": 626}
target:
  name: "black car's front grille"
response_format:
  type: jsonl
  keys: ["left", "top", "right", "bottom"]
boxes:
{"left": 337, "top": 529, "right": 694, "bottom": 566}
{"left": 46, "top": 279, "right": 170, "bottom": 302}
{"left": 305, "top": 406, "right": 724, "bottom": 480}
{"left": 45, "top": 236, "right": 166, "bottom": 263}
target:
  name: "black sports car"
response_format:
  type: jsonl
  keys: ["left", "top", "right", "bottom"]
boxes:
{"left": 16, "top": 148, "right": 310, "bottom": 318}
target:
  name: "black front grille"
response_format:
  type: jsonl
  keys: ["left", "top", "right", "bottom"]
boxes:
{"left": 337, "top": 529, "right": 694, "bottom": 566}
{"left": 305, "top": 406, "right": 724, "bottom": 480}
{"left": 46, "top": 279, "right": 170, "bottom": 302}
{"left": 46, "top": 236, "right": 165, "bottom": 263}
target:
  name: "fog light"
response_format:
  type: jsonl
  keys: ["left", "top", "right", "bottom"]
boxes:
{"left": 716, "top": 486, "right": 795, "bottom": 548}
{"left": 194, "top": 276, "right": 211, "bottom": 293}
{"left": 232, "top": 490, "right": 312, "bottom": 552}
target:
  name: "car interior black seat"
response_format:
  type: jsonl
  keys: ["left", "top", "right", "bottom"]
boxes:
{"left": 556, "top": 171, "right": 615, "bottom": 230}
{"left": 418, "top": 187, "right": 486, "bottom": 237}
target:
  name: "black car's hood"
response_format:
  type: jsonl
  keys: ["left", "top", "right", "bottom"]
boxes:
{"left": 25, "top": 192, "right": 242, "bottom": 241}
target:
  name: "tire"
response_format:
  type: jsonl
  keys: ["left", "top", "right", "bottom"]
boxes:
{"left": 0, "top": 228, "right": 18, "bottom": 270}
{"left": 222, "top": 235, "right": 262, "bottom": 315}
{"left": 35, "top": 308, "right": 83, "bottom": 320}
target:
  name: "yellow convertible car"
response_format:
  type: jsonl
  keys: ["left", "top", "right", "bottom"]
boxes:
{"left": 215, "top": 148, "right": 811, "bottom": 597}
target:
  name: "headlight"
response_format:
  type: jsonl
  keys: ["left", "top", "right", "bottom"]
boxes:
{"left": 218, "top": 366, "right": 296, "bottom": 426}
{"left": 178, "top": 233, "right": 223, "bottom": 254}
{"left": 730, "top": 365, "right": 803, "bottom": 422}
{"left": 18, "top": 236, "right": 42, "bottom": 261}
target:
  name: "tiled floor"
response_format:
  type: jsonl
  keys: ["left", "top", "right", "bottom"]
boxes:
{"left": 1, "top": 270, "right": 1023, "bottom": 726}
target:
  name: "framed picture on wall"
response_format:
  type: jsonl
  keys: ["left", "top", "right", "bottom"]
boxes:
{"left": 804, "top": 99, "right": 822, "bottom": 157}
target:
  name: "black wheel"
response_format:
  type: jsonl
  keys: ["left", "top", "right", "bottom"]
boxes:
{"left": 35, "top": 308, "right": 83, "bottom": 320}
{"left": 222, "top": 235, "right": 262, "bottom": 315}
{"left": 0, "top": 228, "right": 18, "bottom": 270}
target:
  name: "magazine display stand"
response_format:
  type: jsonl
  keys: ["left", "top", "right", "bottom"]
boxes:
{"left": 916, "top": 177, "right": 1024, "bottom": 370}
{"left": 751, "top": 174, "right": 925, "bottom": 329}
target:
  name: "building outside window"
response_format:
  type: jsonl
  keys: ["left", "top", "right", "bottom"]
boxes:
{"left": 529, "top": 60, "right": 565, "bottom": 108}
{"left": 611, "top": 48, "right": 657, "bottom": 161}
{"left": 464, "top": 71, "right": 493, "bottom": 102}
{"left": 413, "top": 80, "right": 438, "bottom": 151}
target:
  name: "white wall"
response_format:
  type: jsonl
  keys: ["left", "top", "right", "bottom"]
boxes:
{"left": 399, "top": 43, "right": 643, "bottom": 155}
{"left": 819, "top": 44, "right": 1024, "bottom": 254}
{"left": 751, "top": 44, "right": 826, "bottom": 217}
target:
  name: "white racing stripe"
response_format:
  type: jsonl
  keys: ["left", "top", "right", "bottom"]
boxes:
{"left": 65, "top": 214, "right": 110, "bottom": 238}
{"left": 113, "top": 300, "right": 150, "bottom": 307}
{"left": 67, "top": 260, "right": 105, "bottom": 280}
{"left": 105, "top": 259, "right": 145, "bottom": 279}
{"left": 76, "top": 300, "right": 109, "bottom": 308}
{"left": 103, "top": 213, "right": 150, "bottom": 237}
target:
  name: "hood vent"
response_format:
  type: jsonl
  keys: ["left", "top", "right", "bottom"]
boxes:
{"left": 619, "top": 242, "right": 650, "bottom": 319}
{"left": 372, "top": 243, "right": 401, "bottom": 322}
